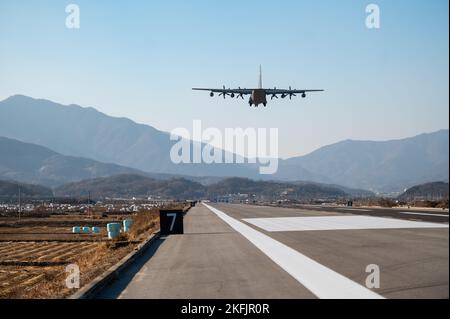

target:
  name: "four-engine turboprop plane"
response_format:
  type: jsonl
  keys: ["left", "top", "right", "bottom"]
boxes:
{"left": 193, "top": 66, "right": 324, "bottom": 107}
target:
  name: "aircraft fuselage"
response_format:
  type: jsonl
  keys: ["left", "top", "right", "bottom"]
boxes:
{"left": 250, "top": 89, "right": 267, "bottom": 107}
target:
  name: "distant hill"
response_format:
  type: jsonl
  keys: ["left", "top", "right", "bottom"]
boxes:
{"left": 0, "top": 180, "right": 53, "bottom": 198}
{"left": 0, "top": 136, "right": 145, "bottom": 187}
{"left": 278, "top": 130, "right": 449, "bottom": 193}
{"left": 291, "top": 181, "right": 375, "bottom": 198}
{"left": 54, "top": 175, "right": 353, "bottom": 200}
{"left": 54, "top": 174, "right": 207, "bottom": 199}
{"left": 398, "top": 182, "right": 449, "bottom": 202}
{"left": 207, "top": 177, "right": 348, "bottom": 200}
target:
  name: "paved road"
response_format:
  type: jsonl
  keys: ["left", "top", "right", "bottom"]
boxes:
{"left": 98, "top": 203, "right": 449, "bottom": 299}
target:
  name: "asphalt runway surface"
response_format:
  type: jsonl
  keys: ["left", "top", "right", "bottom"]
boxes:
{"left": 97, "top": 203, "right": 448, "bottom": 299}
{"left": 285, "top": 204, "right": 449, "bottom": 223}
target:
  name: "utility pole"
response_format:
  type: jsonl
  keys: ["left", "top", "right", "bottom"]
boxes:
{"left": 18, "top": 185, "right": 21, "bottom": 221}
{"left": 88, "top": 191, "right": 91, "bottom": 218}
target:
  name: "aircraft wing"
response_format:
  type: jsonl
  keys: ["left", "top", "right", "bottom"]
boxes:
{"left": 192, "top": 88, "right": 253, "bottom": 95}
{"left": 265, "top": 89, "right": 324, "bottom": 95}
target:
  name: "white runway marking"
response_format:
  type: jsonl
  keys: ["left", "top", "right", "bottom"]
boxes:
{"left": 242, "top": 216, "right": 449, "bottom": 232}
{"left": 400, "top": 212, "right": 449, "bottom": 218}
{"left": 203, "top": 203, "right": 383, "bottom": 299}
{"left": 339, "top": 208, "right": 371, "bottom": 212}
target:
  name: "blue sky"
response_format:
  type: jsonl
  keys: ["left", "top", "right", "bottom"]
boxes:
{"left": 0, "top": 0, "right": 448, "bottom": 158}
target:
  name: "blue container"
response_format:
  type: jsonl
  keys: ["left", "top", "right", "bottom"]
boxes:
{"left": 123, "top": 219, "right": 133, "bottom": 233}
{"left": 107, "top": 223, "right": 121, "bottom": 232}
{"left": 72, "top": 226, "right": 81, "bottom": 234}
{"left": 91, "top": 227, "right": 100, "bottom": 234}
{"left": 82, "top": 226, "right": 90, "bottom": 234}
{"left": 108, "top": 230, "right": 119, "bottom": 240}
{"left": 123, "top": 219, "right": 133, "bottom": 227}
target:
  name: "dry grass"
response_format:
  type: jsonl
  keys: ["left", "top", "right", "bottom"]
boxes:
{"left": 127, "top": 209, "right": 159, "bottom": 241}
{"left": 0, "top": 209, "right": 163, "bottom": 299}
{"left": 11, "top": 243, "right": 134, "bottom": 299}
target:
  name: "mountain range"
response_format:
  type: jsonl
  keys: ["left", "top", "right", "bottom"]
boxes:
{"left": 0, "top": 95, "right": 254, "bottom": 179}
{"left": 278, "top": 130, "right": 449, "bottom": 193}
{"left": 0, "top": 135, "right": 374, "bottom": 199}
{"left": 0, "top": 136, "right": 143, "bottom": 187}
{"left": 0, "top": 136, "right": 227, "bottom": 187}
{"left": 0, "top": 95, "right": 448, "bottom": 193}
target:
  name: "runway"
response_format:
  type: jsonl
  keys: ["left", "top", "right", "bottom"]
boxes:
{"left": 97, "top": 203, "right": 449, "bottom": 299}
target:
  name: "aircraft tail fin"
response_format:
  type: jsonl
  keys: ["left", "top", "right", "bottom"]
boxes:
{"left": 258, "top": 65, "right": 263, "bottom": 89}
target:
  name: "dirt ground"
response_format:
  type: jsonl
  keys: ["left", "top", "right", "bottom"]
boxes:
{"left": 0, "top": 211, "right": 160, "bottom": 299}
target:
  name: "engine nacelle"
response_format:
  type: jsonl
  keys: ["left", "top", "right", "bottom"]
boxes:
{"left": 302, "top": 93, "right": 306, "bottom": 98}
{"left": 210, "top": 92, "right": 214, "bottom": 97}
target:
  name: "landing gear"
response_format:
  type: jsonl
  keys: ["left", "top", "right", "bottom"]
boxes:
{"left": 263, "top": 103, "right": 267, "bottom": 107}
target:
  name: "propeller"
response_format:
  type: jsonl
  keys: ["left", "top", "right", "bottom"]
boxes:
{"left": 218, "top": 85, "right": 230, "bottom": 99}
{"left": 288, "top": 86, "right": 296, "bottom": 100}
{"left": 236, "top": 87, "right": 244, "bottom": 99}
{"left": 271, "top": 87, "right": 279, "bottom": 100}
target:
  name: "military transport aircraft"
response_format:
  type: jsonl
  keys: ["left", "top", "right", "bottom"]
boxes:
{"left": 193, "top": 66, "right": 324, "bottom": 107}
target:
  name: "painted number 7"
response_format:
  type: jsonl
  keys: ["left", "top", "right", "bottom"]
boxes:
{"left": 167, "top": 213, "right": 177, "bottom": 232}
